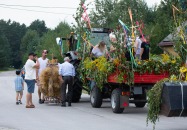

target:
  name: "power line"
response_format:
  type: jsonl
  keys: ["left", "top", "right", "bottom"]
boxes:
{"left": 0, "top": 6, "right": 73, "bottom": 15}
{"left": 0, "top": 3, "right": 77, "bottom": 9}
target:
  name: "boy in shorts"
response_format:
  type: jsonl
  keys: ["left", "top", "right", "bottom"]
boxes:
{"left": 14, "top": 70, "right": 24, "bottom": 105}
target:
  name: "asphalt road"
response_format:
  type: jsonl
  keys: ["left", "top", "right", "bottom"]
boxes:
{"left": 0, "top": 71, "right": 187, "bottom": 130}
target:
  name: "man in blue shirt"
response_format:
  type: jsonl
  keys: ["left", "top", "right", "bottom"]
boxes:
{"left": 59, "top": 57, "right": 75, "bottom": 107}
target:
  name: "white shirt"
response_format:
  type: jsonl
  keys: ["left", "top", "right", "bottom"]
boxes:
{"left": 25, "top": 59, "right": 36, "bottom": 80}
{"left": 135, "top": 38, "right": 142, "bottom": 55}
{"left": 59, "top": 61, "right": 75, "bottom": 76}
{"left": 92, "top": 46, "right": 105, "bottom": 57}
{"left": 38, "top": 57, "right": 48, "bottom": 76}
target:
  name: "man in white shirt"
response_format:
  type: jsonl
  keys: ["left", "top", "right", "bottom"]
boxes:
{"left": 59, "top": 57, "right": 75, "bottom": 107}
{"left": 36, "top": 50, "right": 48, "bottom": 104}
{"left": 25, "top": 52, "right": 39, "bottom": 108}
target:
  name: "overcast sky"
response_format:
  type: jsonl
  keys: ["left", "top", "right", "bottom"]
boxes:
{"left": 0, "top": 0, "right": 161, "bottom": 29}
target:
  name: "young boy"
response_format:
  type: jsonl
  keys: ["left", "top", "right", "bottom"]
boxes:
{"left": 14, "top": 70, "right": 24, "bottom": 105}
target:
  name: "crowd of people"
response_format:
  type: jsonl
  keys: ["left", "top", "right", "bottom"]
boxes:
{"left": 14, "top": 33, "right": 150, "bottom": 108}
{"left": 14, "top": 50, "right": 75, "bottom": 108}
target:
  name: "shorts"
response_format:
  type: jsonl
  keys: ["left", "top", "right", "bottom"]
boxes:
{"left": 16, "top": 91, "right": 23, "bottom": 95}
{"left": 25, "top": 79, "right": 35, "bottom": 93}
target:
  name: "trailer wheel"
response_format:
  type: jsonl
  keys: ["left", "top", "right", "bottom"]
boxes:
{"left": 134, "top": 94, "right": 146, "bottom": 108}
{"left": 90, "top": 86, "right": 102, "bottom": 108}
{"left": 111, "top": 88, "right": 124, "bottom": 113}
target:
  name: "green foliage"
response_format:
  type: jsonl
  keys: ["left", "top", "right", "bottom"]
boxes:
{"left": 0, "top": 34, "right": 11, "bottom": 69}
{"left": 35, "top": 21, "right": 72, "bottom": 63}
{"left": 29, "top": 19, "right": 48, "bottom": 37}
{"left": 0, "top": 19, "right": 27, "bottom": 68}
{"left": 146, "top": 78, "right": 169, "bottom": 130}
{"left": 21, "top": 30, "right": 40, "bottom": 63}
{"left": 91, "top": 0, "right": 149, "bottom": 28}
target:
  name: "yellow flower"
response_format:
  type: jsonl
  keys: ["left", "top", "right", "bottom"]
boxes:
{"left": 137, "top": 61, "right": 141, "bottom": 65}
{"left": 180, "top": 67, "right": 187, "bottom": 73}
{"left": 171, "top": 60, "right": 176, "bottom": 64}
{"left": 113, "top": 58, "right": 120, "bottom": 66}
{"left": 170, "top": 75, "right": 177, "bottom": 81}
{"left": 161, "top": 54, "right": 170, "bottom": 63}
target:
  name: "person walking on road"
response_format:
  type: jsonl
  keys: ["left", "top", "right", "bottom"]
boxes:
{"left": 59, "top": 57, "right": 75, "bottom": 107}
{"left": 36, "top": 50, "right": 48, "bottom": 104}
{"left": 14, "top": 70, "right": 24, "bottom": 105}
{"left": 25, "top": 52, "right": 39, "bottom": 108}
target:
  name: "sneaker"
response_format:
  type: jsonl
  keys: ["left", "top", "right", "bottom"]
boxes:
{"left": 41, "top": 99, "right": 45, "bottom": 104}
{"left": 18, "top": 100, "right": 22, "bottom": 104}
{"left": 61, "top": 103, "right": 66, "bottom": 107}
{"left": 68, "top": 103, "right": 71, "bottom": 107}
{"left": 39, "top": 99, "right": 42, "bottom": 104}
{"left": 16, "top": 102, "right": 19, "bottom": 105}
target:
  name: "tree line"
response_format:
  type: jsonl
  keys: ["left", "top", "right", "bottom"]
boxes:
{"left": 0, "top": 0, "right": 185, "bottom": 70}
{"left": 0, "top": 19, "right": 72, "bottom": 69}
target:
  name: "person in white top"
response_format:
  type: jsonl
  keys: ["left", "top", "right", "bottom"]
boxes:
{"left": 91, "top": 41, "right": 108, "bottom": 58}
{"left": 25, "top": 52, "right": 39, "bottom": 108}
{"left": 36, "top": 50, "right": 48, "bottom": 104}
{"left": 59, "top": 57, "right": 75, "bottom": 107}
{"left": 134, "top": 35, "right": 144, "bottom": 60}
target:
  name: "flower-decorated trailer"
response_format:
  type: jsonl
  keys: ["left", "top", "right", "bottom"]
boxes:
{"left": 77, "top": 28, "right": 180, "bottom": 114}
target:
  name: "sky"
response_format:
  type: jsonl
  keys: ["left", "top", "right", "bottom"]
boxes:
{"left": 0, "top": 0, "right": 161, "bottom": 29}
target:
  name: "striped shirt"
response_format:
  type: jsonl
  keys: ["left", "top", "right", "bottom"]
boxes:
{"left": 14, "top": 76, "right": 24, "bottom": 91}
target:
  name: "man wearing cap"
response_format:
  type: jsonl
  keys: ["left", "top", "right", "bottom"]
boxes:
{"left": 59, "top": 57, "right": 75, "bottom": 107}
{"left": 25, "top": 52, "right": 39, "bottom": 108}
{"left": 36, "top": 50, "right": 48, "bottom": 104}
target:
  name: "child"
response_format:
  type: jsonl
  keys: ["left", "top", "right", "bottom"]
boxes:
{"left": 14, "top": 70, "right": 24, "bottom": 105}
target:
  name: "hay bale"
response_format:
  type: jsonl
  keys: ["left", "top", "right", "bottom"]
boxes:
{"left": 40, "top": 65, "right": 62, "bottom": 97}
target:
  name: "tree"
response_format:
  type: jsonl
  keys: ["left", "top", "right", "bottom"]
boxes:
{"left": 21, "top": 30, "right": 40, "bottom": 63}
{"left": 35, "top": 21, "right": 72, "bottom": 63}
{"left": 0, "top": 19, "right": 27, "bottom": 68}
{"left": 90, "top": 0, "right": 149, "bottom": 28}
{"left": 0, "top": 33, "right": 11, "bottom": 69}
{"left": 29, "top": 19, "right": 48, "bottom": 37}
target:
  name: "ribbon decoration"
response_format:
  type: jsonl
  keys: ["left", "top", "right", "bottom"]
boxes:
{"left": 118, "top": 19, "right": 137, "bottom": 68}
{"left": 118, "top": 19, "right": 129, "bottom": 43}
{"left": 82, "top": 4, "right": 91, "bottom": 29}
{"left": 118, "top": 19, "right": 130, "bottom": 32}
{"left": 128, "top": 8, "right": 136, "bottom": 45}
{"left": 136, "top": 21, "right": 146, "bottom": 42}
{"left": 128, "top": 8, "right": 138, "bottom": 68}
{"left": 172, "top": 5, "right": 186, "bottom": 44}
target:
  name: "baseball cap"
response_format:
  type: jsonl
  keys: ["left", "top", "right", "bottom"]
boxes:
{"left": 28, "top": 52, "right": 37, "bottom": 56}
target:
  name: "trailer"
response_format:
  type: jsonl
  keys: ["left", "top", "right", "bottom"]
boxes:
{"left": 89, "top": 72, "right": 169, "bottom": 113}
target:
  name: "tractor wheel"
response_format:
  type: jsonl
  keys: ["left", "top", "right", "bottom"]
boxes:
{"left": 70, "top": 59, "right": 83, "bottom": 103}
{"left": 90, "top": 86, "right": 102, "bottom": 108}
{"left": 111, "top": 88, "right": 124, "bottom": 113}
{"left": 134, "top": 94, "right": 146, "bottom": 108}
